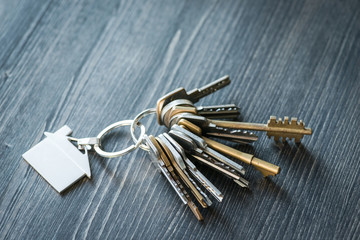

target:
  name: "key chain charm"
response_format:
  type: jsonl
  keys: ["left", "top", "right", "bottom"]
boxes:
{"left": 23, "top": 120, "right": 146, "bottom": 193}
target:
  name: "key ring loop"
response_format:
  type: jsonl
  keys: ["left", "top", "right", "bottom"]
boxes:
{"left": 94, "top": 120, "right": 145, "bottom": 158}
{"left": 131, "top": 108, "right": 157, "bottom": 151}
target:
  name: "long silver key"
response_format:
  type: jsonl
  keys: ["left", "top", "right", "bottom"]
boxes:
{"left": 163, "top": 133, "right": 223, "bottom": 202}
{"left": 157, "top": 75, "right": 231, "bottom": 124}
{"left": 168, "top": 129, "right": 249, "bottom": 188}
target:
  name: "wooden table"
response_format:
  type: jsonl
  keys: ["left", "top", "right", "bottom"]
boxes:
{"left": 1, "top": 0, "right": 359, "bottom": 239}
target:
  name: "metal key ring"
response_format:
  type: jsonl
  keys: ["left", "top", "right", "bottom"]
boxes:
{"left": 130, "top": 108, "right": 157, "bottom": 151}
{"left": 94, "top": 120, "right": 145, "bottom": 158}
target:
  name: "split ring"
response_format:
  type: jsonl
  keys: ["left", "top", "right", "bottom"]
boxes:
{"left": 94, "top": 120, "right": 145, "bottom": 158}
{"left": 130, "top": 108, "right": 157, "bottom": 151}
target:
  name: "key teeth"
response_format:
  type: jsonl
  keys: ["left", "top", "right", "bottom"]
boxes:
{"left": 284, "top": 116, "right": 289, "bottom": 124}
{"left": 267, "top": 116, "right": 310, "bottom": 143}
{"left": 269, "top": 116, "right": 277, "bottom": 124}
{"left": 291, "top": 117, "right": 298, "bottom": 125}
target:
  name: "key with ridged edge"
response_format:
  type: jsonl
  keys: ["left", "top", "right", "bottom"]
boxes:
{"left": 210, "top": 116, "right": 312, "bottom": 143}
{"left": 157, "top": 75, "right": 231, "bottom": 124}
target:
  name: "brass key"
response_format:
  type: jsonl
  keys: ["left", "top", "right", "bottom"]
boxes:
{"left": 210, "top": 116, "right": 312, "bottom": 143}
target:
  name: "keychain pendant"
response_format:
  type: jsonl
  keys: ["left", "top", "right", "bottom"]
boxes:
{"left": 23, "top": 120, "right": 145, "bottom": 193}
{"left": 22, "top": 125, "right": 91, "bottom": 193}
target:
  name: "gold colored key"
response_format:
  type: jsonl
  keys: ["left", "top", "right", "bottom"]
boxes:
{"left": 178, "top": 119, "right": 280, "bottom": 177}
{"left": 209, "top": 116, "right": 312, "bottom": 143}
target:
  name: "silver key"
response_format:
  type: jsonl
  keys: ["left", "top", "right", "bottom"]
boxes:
{"left": 158, "top": 134, "right": 212, "bottom": 207}
{"left": 161, "top": 102, "right": 239, "bottom": 127}
{"left": 163, "top": 133, "right": 224, "bottom": 202}
{"left": 143, "top": 135, "right": 187, "bottom": 204}
{"left": 171, "top": 125, "right": 246, "bottom": 174}
{"left": 157, "top": 76, "right": 231, "bottom": 124}
{"left": 206, "top": 127, "right": 258, "bottom": 144}
{"left": 168, "top": 129, "right": 249, "bottom": 188}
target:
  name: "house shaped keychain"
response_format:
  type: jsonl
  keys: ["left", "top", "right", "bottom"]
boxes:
{"left": 22, "top": 125, "right": 91, "bottom": 193}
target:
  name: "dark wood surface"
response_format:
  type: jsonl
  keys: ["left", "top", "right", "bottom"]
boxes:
{"left": 1, "top": 0, "right": 359, "bottom": 239}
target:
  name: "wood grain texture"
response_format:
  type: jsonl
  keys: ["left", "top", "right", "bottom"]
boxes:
{"left": 0, "top": 0, "right": 359, "bottom": 239}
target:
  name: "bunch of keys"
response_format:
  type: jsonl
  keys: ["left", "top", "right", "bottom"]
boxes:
{"left": 129, "top": 76, "right": 312, "bottom": 220}
{"left": 23, "top": 76, "right": 312, "bottom": 221}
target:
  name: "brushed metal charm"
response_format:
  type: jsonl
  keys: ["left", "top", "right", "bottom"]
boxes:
{"left": 22, "top": 125, "right": 91, "bottom": 193}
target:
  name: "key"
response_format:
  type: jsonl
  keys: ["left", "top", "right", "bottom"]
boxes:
{"left": 158, "top": 134, "right": 211, "bottom": 207}
{"left": 163, "top": 133, "right": 224, "bottom": 202}
{"left": 147, "top": 135, "right": 204, "bottom": 220}
{"left": 159, "top": 133, "right": 212, "bottom": 206}
{"left": 157, "top": 134, "right": 209, "bottom": 208}
{"left": 176, "top": 119, "right": 280, "bottom": 177}
{"left": 196, "top": 104, "right": 240, "bottom": 119}
{"left": 209, "top": 116, "right": 312, "bottom": 143}
{"left": 171, "top": 124, "right": 246, "bottom": 175}
{"left": 168, "top": 128, "right": 249, "bottom": 188}
{"left": 157, "top": 75, "right": 231, "bottom": 124}
{"left": 144, "top": 135, "right": 187, "bottom": 204}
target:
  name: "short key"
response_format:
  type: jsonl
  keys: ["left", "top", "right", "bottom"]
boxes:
{"left": 163, "top": 133, "right": 224, "bottom": 202}
{"left": 157, "top": 134, "right": 209, "bottom": 208}
{"left": 157, "top": 75, "right": 230, "bottom": 124}
{"left": 154, "top": 136, "right": 204, "bottom": 220}
{"left": 159, "top": 134, "right": 213, "bottom": 206}
{"left": 143, "top": 135, "right": 187, "bottom": 204}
